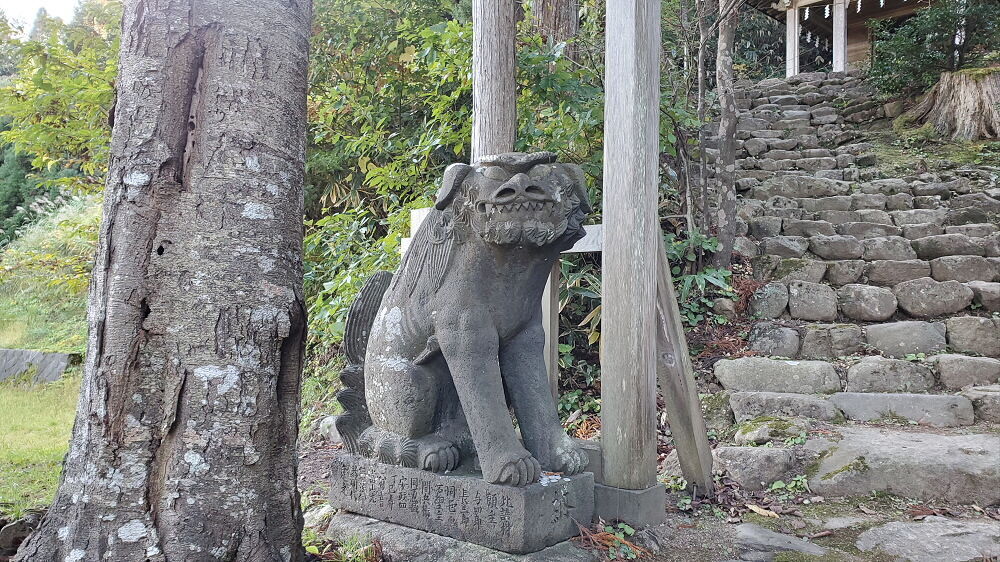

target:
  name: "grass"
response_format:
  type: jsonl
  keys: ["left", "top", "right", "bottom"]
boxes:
{"left": 0, "top": 196, "right": 99, "bottom": 353}
{"left": 0, "top": 371, "right": 80, "bottom": 519}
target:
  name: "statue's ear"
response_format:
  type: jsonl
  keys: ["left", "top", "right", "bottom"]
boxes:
{"left": 435, "top": 163, "right": 473, "bottom": 210}
{"left": 563, "top": 164, "right": 593, "bottom": 214}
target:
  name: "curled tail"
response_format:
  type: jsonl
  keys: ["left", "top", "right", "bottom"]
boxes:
{"left": 335, "top": 271, "right": 392, "bottom": 454}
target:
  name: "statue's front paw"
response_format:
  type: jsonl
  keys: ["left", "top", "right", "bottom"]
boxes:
{"left": 547, "top": 435, "right": 588, "bottom": 476}
{"left": 483, "top": 448, "right": 541, "bottom": 487}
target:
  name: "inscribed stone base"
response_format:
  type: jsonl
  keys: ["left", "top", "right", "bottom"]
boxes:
{"left": 326, "top": 513, "right": 599, "bottom": 562}
{"left": 593, "top": 483, "right": 666, "bottom": 527}
{"left": 328, "top": 453, "right": 595, "bottom": 554}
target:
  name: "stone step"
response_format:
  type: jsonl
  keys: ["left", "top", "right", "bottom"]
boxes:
{"left": 749, "top": 231, "right": 1000, "bottom": 261}
{"left": 671, "top": 425, "right": 1000, "bottom": 504}
{"left": 805, "top": 426, "right": 1000, "bottom": 504}
{"left": 743, "top": 317, "right": 1000, "bottom": 360}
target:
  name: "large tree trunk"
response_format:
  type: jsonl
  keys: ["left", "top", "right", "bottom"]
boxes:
{"left": 711, "top": 0, "right": 739, "bottom": 268}
{"left": 472, "top": 0, "right": 517, "bottom": 160}
{"left": 16, "top": 1, "right": 311, "bottom": 560}
{"left": 532, "top": 0, "right": 580, "bottom": 60}
{"left": 904, "top": 70, "right": 1000, "bottom": 141}
{"left": 695, "top": 0, "right": 713, "bottom": 239}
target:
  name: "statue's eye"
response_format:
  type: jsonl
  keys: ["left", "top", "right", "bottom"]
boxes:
{"left": 482, "top": 166, "right": 509, "bottom": 181}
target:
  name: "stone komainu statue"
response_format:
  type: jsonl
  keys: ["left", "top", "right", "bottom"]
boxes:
{"left": 335, "top": 152, "right": 592, "bottom": 487}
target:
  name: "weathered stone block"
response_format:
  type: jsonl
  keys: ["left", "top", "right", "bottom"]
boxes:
{"left": 760, "top": 236, "right": 809, "bottom": 258}
{"left": 824, "top": 260, "right": 865, "bottom": 286}
{"left": 729, "top": 391, "right": 841, "bottom": 422}
{"left": 929, "top": 354, "right": 1000, "bottom": 389}
{"left": 837, "top": 222, "right": 902, "bottom": 239}
{"left": 837, "top": 284, "right": 897, "bottom": 321}
{"left": 829, "top": 393, "right": 973, "bottom": 427}
{"left": 946, "top": 316, "right": 1000, "bottom": 357}
{"left": 328, "top": 454, "right": 595, "bottom": 554}
{"left": 967, "top": 281, "right": 1000, "bottom": 311}
{"left": 748, "top": 322, "right": 800, "bottom": 357}
{"left": 714, "top": 357, "right": 840, "bottom": 393}
{"left": 930, "top": 256, "right": 996, "bottom": 282}
{"left": 894, "top": 277, "right": 974, "bottom": 317}
{"left": 0, "top": 349, "right": 76, "bottom": 383}
{"left": 845, "top": 356, "right": 934, "bottom": 393}
{"left": 799, "top": 323, "right": 863, "bottom": 359}
{"left": 961, "top": 385, "right": 1000, "bottom": 423}
{"left": 865, "top": 260, "right": 931, "bottom": 286}
{"left": 901, "top": 223, "right": 944, "bottom": 240}
{"left": 773, "top": 258, "right": 828, "bottom": 283}
{"left": 788, "top": 281, "right": 838, "bottom": 321}
{"left": 783, "top": 219, "right": 836, "bottom": 237}
{"left": 865, "top": 321, "right": 946, "bottom": 358}
{"left": 912, "top": 234, "right": 986, "bottom": 260}
{"left": 810, "top": 235, "right": 862, "bottom": 260}
{"left": 861, "top": 236, "right": 917, "bottom": 261}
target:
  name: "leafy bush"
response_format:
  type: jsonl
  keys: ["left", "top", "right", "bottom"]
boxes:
{"left": 868, "top": 0, "right": 1000, "bottom": 96}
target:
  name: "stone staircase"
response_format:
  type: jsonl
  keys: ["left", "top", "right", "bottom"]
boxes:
{"left": 693, "top": 71, "right": 1000, "bottom": 506}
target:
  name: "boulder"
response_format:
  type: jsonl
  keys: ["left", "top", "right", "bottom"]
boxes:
{"left": 960, "top": 385, "right": 1000, "bottom": 423}
{"left": 928, "top": 354, "right": 1000, "bottom": 389}
{"left": 865, "top": 320, "right": 946, "bottom": 357}
{"left": 748, "top": 322, "right": 801, "bottom": 357}
{"left": 893, "top": 277, "right": 974, "bottom": 317}
{"left": 787, "top": 281, "right": 838, "bottom": 321}
{"left": 713, "top": 357, "right": 841, "bottom": 393}
{"left": 929, "top": 255, "right": 996, "bottom": 282}
{"left": 714, "top": 447, "right": 798, "bottom": 492}
{"left": 829, "top": 392, "right": 973, "bottom": 427}
{"left": 749, "top": 282, "right": 788, "bottom": 318}
{"left": 729, "top": 391, "right": 842, "bottom": 422}
{"left": 861, "top": 237, "right": 917, "bottom": 260}
{"left": 911, "top": 234, "right": 986, "bottom": 259}
{"left": 865, "top": 259, "right": 930, "bottom": 286}
{"left": 946, "top": 316, "right": 1000, "bottom": 357}
{"left": 845, "top": 356, "right": 934, "bottom": 393}
{"left": 809, "top": 235, "right": 862, "bottom": 260}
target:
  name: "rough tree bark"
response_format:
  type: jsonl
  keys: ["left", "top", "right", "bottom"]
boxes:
{"left": 532, "top": 0, "right": 580, "bottom": 60}
{"left": 472, "top": 0, "right": 517, "bottom": 160}
{"left": 904, "top": 70, "right": 1000, "bottom": 141}
{"left": 16, "top": 1, "right": 311, "bottom": 560}
{"left": 711, "top": 0, "right": 739, "bottom": 268}
{"left": 695, "top": 0, "right": 713, "bottom": 237}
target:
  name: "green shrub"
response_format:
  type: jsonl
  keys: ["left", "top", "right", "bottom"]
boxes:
{"left": 868, "top": 0, "right": 1000, "bottom": 97}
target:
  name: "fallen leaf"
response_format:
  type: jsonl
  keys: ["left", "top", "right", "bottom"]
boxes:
{"left": 858, "top": 504, "right": 877, "bottom": 515}
{"left": 747, "top": 504, "right": 780, "bottom": 518}
{"left": 809, "top": 530, "right": 834, "bottom": 539}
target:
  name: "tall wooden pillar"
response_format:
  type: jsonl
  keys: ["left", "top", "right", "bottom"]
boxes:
{"left": 471, "top": 0, "right": 516, "bottom": 160}
{"left": 600, "top": 0, "right": 661, "bottom": 495}
{"left": 785, "top": 3, "right": 800, "bottom": 77}
{"left": 832, "top": 0, "right": 848, "bottom": 72}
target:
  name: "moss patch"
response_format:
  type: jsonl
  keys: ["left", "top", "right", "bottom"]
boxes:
{"left": 821, "top": 456, "right": 870, "bottom": 481}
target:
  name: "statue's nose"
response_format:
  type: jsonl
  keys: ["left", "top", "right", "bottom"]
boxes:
{"left": 490, "top": 173, "right": 552, "bottom": 203}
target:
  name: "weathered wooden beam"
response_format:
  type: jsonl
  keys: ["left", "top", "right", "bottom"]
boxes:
{"left": 471, "top": 0, "right": 516, "bottom": 160}
{"left": 832, "top": 0, "right": 848, "bottom": 72}
{"left": 785, "top": 4, "right": 800, "bottom": 77}
{"left": 655, "top": 235, "right": 715, "bottom": 496}
{"left": 600, "top": 0, "right": 661, "bottom": 491}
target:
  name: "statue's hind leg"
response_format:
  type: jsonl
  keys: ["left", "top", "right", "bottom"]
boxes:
{"left": 365, "top": 355, "right": 461, "bottom": 472}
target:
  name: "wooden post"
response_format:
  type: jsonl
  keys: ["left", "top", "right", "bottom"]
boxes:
{"left": 600, "top": 0, "right": 661, "bottom": 492}
{"left": 541, "top": 263, "right": 561, "bottom": 401}
{"left": 472, "top": 0, "right": 516, "bottom": 160}
{"left": 655, "top": 236, "right": 715, "bottom": 496}
{"left": 832, "top": 0, "right": 847, "bottom": 72}
{"left": 785, "top": 3, "right": 800, "bottom": 78}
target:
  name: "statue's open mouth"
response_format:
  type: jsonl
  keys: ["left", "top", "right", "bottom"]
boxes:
{"left": 481, "top": 199, "right": 557, "bottom": 214}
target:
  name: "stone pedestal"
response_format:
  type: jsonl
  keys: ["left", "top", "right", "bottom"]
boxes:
{"left": 328, "top": 453, "right": 595, "bottom": 554}
{"left": 593, "top": 483, "right": 666, "bottom": 527}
